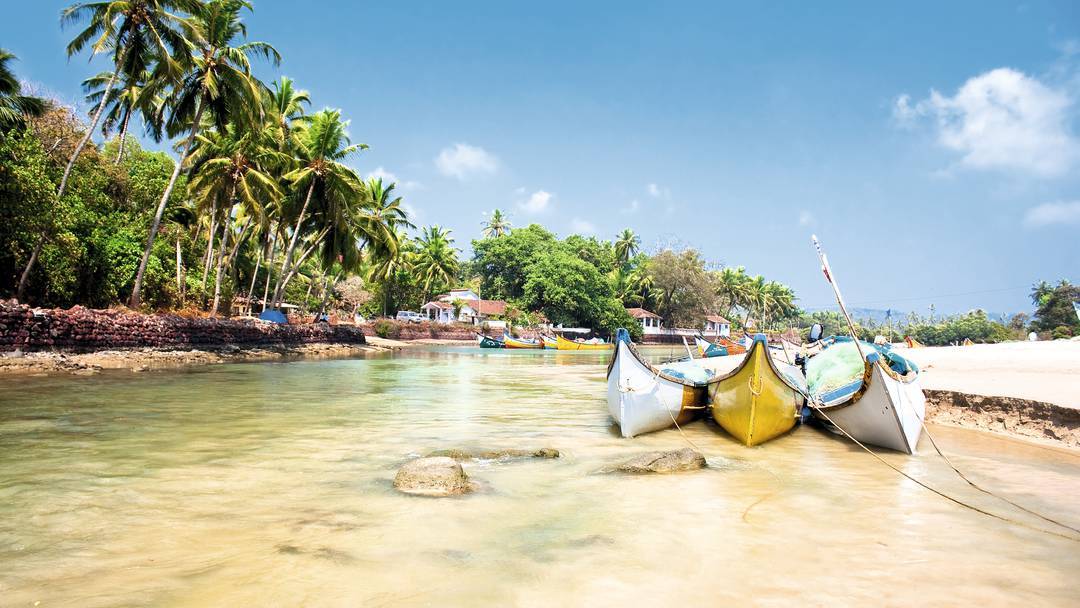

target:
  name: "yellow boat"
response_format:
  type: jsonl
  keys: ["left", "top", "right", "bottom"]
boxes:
{"left": 503, "top": 335, "right": 543, "bottom": 349}
{"left": 708, "top": 334, "right": 806, "bottom": 446}
{"left": 556, "top": 334, "right": 614, "bottom": 351}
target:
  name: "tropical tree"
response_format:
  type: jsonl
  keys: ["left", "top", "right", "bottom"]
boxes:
{"left": 130, "top": 0, "right": 280, "bottom": 308}
{"left": 482, "top": 208, "right": 511, "bottom": 238}
{"left": 81, "top": 65, "right": 163, "bottom": 163}
{"left": 614, "top": 228, "right": 640, "bottom": 266}
{"left": 270, "top": 108, "right": 366, "bottom": 308}
{"left": 264, "top": 75, "right": 309, "bottom": 150}
{"left": 0, "top": 49, "right": 46, "bottom": 130}
{"left": 411, "top": 225, "right": 458, "bottom": 299}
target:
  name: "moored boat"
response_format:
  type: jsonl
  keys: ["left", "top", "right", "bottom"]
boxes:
{"left": 476, "top": 333, "right": 505, "bottom": 348}
{"left": 556, "top": 334, "right": 614, "bottom": 351}
{"left": 708, "top": 334, "right": 806, "bottom": 446}
{"left": 694, "top": 335, "right": 747, "bottom": 358}
{"left": 503, "top": 335, "right": 543, "bottom": 349}
{"left": 806, "top": 338, "right": 925, "bottom": 454}
{"left": 541, "top": 335, "right": 558, "bottom": 349}
{"left": 606, "top": 329, "right": 712, "bottom": 437}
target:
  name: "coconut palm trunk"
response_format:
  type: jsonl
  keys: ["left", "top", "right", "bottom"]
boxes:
{"left": 130, "top": 96, "right": 206, "bottom": 308}
{"left": 175, "top": 233, "right": 183, "bottom": 292}
{"left": 261, "top": 234, "right": 276, "bottom": 312}
{"left": 211, "top": 216, "right": 251, "bottom": 317}
{"left": 246, "top": 239, "right": 264, "bottom": 314}
{"left": 201, "top": 197, "right": 219, "bottom": 289}
{"left": 115, "top": 108, "right": 132, "bottom": 164}
{"left": 271, "top": 180, "right": 315, "bottom": 309}
{"left": 316, "top": 273, "right": 337, "bottom": 321}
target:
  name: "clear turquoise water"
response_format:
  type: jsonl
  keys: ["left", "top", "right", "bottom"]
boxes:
{"left": 0, "top": 347, "right": 1077, "bottom": 606}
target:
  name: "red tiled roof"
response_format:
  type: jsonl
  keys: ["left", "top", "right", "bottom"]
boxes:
{"left": 626, "top": 307, "right": 660, "bottom": 319}
{"left": 705, "top": 315, "right": 730, "bottom": 324}
{"left": 423, "top": 301, "right": 453, "bottom": 310}
{"left": 463, "top": 299, "right": 506, "bottom": 316}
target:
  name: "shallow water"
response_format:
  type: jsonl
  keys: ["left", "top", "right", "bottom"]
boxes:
{"left": 1, "top": 346, "right": 1078, "bottom": 607}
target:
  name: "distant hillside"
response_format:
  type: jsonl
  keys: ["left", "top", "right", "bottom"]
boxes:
{"left": 807, "top": 307, "right": 1022, "bottom": 325}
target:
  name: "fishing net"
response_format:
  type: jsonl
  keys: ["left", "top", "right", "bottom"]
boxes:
{"left": 807, "top": 338, "right": 919, "bottom": 395}
{"left": 660, "top": 360, "right": 715, "bottom": 385}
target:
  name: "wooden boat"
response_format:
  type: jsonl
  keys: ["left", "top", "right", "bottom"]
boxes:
{"left": 694, "top": 335, "right": 747, "bottom": 358}
{"left": 606, "top": 329, "right": 711, "bottom": 437}
{"left": 807, "top": 340, "right": 925, "bottom": 454}
{"left": 503, "top": 335, "right": 543, "bottom": 349}
{"left": 708, "top": 334, "right": 805, "bottom": 446}
{"left": 541, "top": 336, "right": 558, "bottom": 349}
{"left": 476, "top": 333, "right": 504, "bottom": 348}
{"left": 556, "top": 334, "right": 614, "bottom": 351}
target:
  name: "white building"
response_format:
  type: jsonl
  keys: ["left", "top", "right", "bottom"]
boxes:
{"left": 421, "top": 289, "right": 508, "bottom": 325}
{"left": 703, "top": 315, "right": 731, "bottom": 337}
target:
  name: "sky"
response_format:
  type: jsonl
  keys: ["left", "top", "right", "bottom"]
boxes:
{"left": 3, "top": 1, "right": 1079, "bottom": 316}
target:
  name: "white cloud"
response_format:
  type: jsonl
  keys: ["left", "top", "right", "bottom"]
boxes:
{"left": 435, "top": 143, "right": 498, "bottom": 180}
{"left": 518, "top": 190, "right": 552, "bottom": 214}
{"left": 1023, "top": 200, "right": 1080, "bottom": 227}
{"left": 569, "top": 217, "right": 595, "bottom": 234}
{"left": 798, "top": 210, "right": 816, "bottom": 227}
{"left": 893, "top": 68, "right": 1079, "bottom": 177}
{"left": 400, "top": 202, "right": 422, "bottom": 222}
{"left": 367, "top": 166, "right": 421, "bottom": 190}
{"left": 646, "top": 183, "right": 671, "bottom": 198}
{"left": 621, "top": 199, "right": 641, "bottom": 214}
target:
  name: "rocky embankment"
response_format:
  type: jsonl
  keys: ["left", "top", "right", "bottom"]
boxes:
{"left": 0, "top": 301, "right": 372, "bottom": 375}
{"left": 926, "top": 389, "right": 1080, "bottom": 448}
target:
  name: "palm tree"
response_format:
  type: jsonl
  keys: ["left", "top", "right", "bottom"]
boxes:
{"left": 81, "top": 65, "right": 164, "bottom": 163}
{"left": 0, "top": 49, "right": 46, "bottom": 130}
{"left": 188, "top": 123, "right": 282, "bottom": 315}
{"left": 265, "top": 76, "right": 309, "bottom": 149}
{"left": 412, "top": 226, "right": 459, "bottom": 300}
{"left": 614, "top": 228, "right": 640, "bottom": 266}
{"left": 716, "top": 266, "right": 751, "bottom": 318}
{"left": 367, "top": 228, "right": 412, "bottom": 317}
{"left": 270, "top": 108, "right": 366, "bottom": 308}
{"left": 130, "top": 0, "right": 280, "bottom": 308}
{"left": 481, "top": 208, "right": 511, "bottom": 238}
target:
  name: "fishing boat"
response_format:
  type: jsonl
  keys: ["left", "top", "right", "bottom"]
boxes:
{"left": 806, "top": 235, "right": 926, "bottom": 454}
{"left": 503, "top": 335, "right": 543, "bottom": 349}
{"left": 606, "top": 328, "right": 713, "bottom": 437}
{"left": 476, "top": 333, "right": 504, "bottom": 348}
{"left": 541, "top": 335, "right": 558, "bottom": 349}
{"left": 693, "top": 335, "right": 747, "bottom": 358}
{"left": 807, "top": 338, "right": 925, "bottom": 454}
{"left": 556, "top": 334, "right": 614, "bottom": 351}
{"left": 708, "top": 334, "right": 806, "bottom": 446}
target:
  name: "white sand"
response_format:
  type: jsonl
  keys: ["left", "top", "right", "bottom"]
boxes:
{"left": 900, "top": 340, "right": 1080, "bottom": 409}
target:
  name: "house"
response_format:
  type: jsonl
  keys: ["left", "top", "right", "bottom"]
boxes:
{"left": 704, "top": 315, "right": 731, "bottom": 338}
{"left": 421, "top": 289, "right": 508, "bottom": 325}
{"left": 627, "top": 307, "right": 663, "bottom": 335}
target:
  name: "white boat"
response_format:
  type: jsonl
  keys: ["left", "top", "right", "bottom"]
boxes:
{"left": 809, "top": 348, "right": 925, "bottom": 454}
{"left": 606, "top": 329, "right": 712, "bottom": 437}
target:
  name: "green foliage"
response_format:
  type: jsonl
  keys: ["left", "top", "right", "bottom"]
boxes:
{"left": 1030, "top": 280, "right": 1079, "bottom": 333}
{"left": 373, "top": 318, "right": 401, "bottom": 339}
{"left": 471, "top": 224, "right": 558, "bottom": 300}
{"left": 906, "top": 310, "right": 1012, "bottom": 346}
{"left": 647, "top": 249, "right": 717, "bottom": 328}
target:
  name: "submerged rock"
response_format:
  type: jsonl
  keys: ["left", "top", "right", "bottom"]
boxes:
{"left": 393, "top": 457, "right": 473, "bottom": 496}
{"left": 426, "top": 447, "right": 560, "bottom": 461}
{"left": 615, "top": 449, "right": 706, "bottom": 474}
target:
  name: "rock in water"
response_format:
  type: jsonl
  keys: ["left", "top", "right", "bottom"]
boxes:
{"left": 616, "top": 449, "right": 706, "bottom": 474}
{"left": 394, "top": 457, "right": 473, "bottom": 496}
{"left": 426, "top": 447, "right": 560, "bottom": 461}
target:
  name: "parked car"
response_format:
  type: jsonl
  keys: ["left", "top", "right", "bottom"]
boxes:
{"left": 395, "top": 311, "right": 424, "bottom": 323}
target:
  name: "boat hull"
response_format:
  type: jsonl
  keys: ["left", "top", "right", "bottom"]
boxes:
{"left": 708, "top": 337, "right": 803, "bottom": 446}
{"left": 503, "top": 336, "right": 543, "bottom": 349}
{"left": 476, "top": 334, "right": 504, "bottom": 348}
{"left": 812, "top": 361, "right": 925, "bottom": 454}
{"left": 541, "top": 336, "right": 558, "bottom": 349}
{"left": 606, "top": 340, "right": 706, "bottom": 437}
{"left": 557, "top": 335, "right": 614, "bottom": 351}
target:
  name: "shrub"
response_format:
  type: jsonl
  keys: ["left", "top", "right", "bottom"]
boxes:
{"left": 1052, "top": 326, "right": 1074, "bottom": 340}
{"left": 373, "top": 319, "right": 401, "bottom": 339}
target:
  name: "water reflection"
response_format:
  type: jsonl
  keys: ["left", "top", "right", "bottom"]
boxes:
{"left": 0, "top": 346, "right": 1077, "bottom": 606}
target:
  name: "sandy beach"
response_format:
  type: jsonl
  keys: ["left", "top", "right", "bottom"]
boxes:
{"left": 903, "top": 340, "right": 1080, "bottom": 409}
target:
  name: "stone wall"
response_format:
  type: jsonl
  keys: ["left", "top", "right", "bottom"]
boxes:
{"left": 360, "top": 320, "right": 487, "bottom": 341}
{"left": 0, "top": 302, "right": 365, "bottom": 352}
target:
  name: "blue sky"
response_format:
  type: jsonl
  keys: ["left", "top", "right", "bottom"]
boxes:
{"left": 4, "top": 1, "right": 1079, "bottom": 315}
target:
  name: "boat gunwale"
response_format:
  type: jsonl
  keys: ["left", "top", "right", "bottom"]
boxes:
{"left": 605, "top": 337, "right": 713, "bottom": 388}
{"left": 810, "top": 352, "right": 920, "bottom": 412}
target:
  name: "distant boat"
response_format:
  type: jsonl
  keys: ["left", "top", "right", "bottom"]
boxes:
{"left": 806, "top": 338, "right": 925, "bottom": 454}
{"left": 694, "top": 334, "right": 747, "bottom": 358}
{"left": 556, "top": 334, "right": 614, "bottom": 351}
{"left": 606, "top": 329, "right": 711, "bottom": 437}
{"left": 708, "top": 334, "right": 806, "bottom": 446}
{"left": 503, "top": 335, "right": 543, "bottom": 349}
{"left": 541, "top": 335, "right": 559, "bottom": 349}
{"left": 476, "top": 333, "right": 505, "bottom": 348}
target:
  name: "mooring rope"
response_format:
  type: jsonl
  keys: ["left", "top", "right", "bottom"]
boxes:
{"left": 813, "top": 405, "right": 1080, "bottom": 542}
